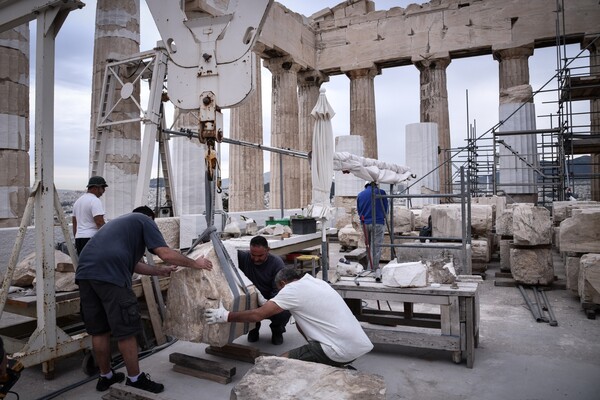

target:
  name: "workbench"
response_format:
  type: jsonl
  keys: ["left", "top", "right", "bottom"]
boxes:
{"left": 332, "top": 277, "right": 480, "bottom": 368}
{"left": 227, "top": 232, "right": 323, "bottom": 257}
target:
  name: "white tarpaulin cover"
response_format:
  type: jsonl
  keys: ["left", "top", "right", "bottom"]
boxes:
{"left": 308, "top": 89, "right": 335, "bottom": 219}
{"left": 333, "top": 151, "right": 414, "bottom": 185}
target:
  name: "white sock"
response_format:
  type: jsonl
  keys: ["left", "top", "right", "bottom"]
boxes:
{"left": 100, "top": 371, "right": 113, "bottom": 379}
{"left": 128, "top": 372, "right": 142, "bottom": 382}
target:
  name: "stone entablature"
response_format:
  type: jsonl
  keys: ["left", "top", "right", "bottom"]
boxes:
{"left": 255, "top": 0, "right": 599, "bottom": 75}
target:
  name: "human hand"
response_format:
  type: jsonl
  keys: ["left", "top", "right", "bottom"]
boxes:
{"left": 204, "top": 300, "right": 229, "bottom": 324}
{"left": 256, "top": 291, "right": 267, "bottom": 306}
{"left": 195, "top": 256, "right": 213, "bottom": 271}
{"left": 155, "top": 264, "right": 177, "bottom": 276}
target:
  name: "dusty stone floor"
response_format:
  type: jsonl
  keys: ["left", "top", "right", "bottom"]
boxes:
{"left": 3, "top": 245, "right": 600, "bottom": 400}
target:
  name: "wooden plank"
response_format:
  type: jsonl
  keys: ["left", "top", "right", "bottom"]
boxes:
{"left": 363, "top": 326, "right": 460, "bottom": 351}
{"left": 205, "top": 344, "right": 273, "bottom": 364}
{"left": 357, "top": 314, "right": 440, "bottom": 329}
{"left": 173, "top": 365, "right": 232, "bottom": 384}
{"left": 494, "top": 272, "right": 513, "bottom": 279}
{"left": 141, "top": 276, "right": 166, "bottom": 345}
{"left": 169, "top": 352, "right": 235, "bottom": 378}
{"left": 466, "top": 297, "right": 475, "bottom": 368}
{"left": 106, "top": 383, "right": 174, "bottom": 400}
{"left": 494, "top": 279, "right": 516, "bottom": 287}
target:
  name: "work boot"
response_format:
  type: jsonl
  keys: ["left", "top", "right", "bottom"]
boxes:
{"left": 247, "top": 322, "right": 260, "bottom": 342}
{"left": 96, "top": 370, "right": 125, "bottom": 391}
{"left": 126, "top": 372, "right": 164, "bottom": 394}
{"left": 271, "top": 328, "right": 284, "bottom": 345}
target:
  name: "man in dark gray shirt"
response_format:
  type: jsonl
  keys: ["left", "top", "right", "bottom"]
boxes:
{"left": 238, "top": 235, "right": 290, "bottom": 345}
{"left": 76, "top": 206, "right": 212, "bottom": 394}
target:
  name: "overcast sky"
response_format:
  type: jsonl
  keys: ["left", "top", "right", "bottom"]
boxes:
{"left": 28, "top": 0, "right": 586, "bottom": 190}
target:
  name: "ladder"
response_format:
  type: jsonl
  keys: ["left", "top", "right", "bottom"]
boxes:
{"left": 92, "top": 65, "right": 118, "bottom": 176}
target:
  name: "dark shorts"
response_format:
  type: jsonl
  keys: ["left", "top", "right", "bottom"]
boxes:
{"left": 78, "top": 280, "right": 141, "bottom": 339}
{"left": 288, "top": 341, "right": 351, "bottom": 368}
{"left": 75, "top": 238, "right": 91, "bottom": 255}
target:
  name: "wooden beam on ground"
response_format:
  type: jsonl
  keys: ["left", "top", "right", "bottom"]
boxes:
{"left": 205, "top": 343, "right": 273, "bottom": 363}
{"left": 169, "top": 352, "right": 236, "bottom": 384}
{"left": 141, "top": 276, "right": 166, "bottom": 345}
{"left": 102, "top": 383, "right": 174, "bottom": 400}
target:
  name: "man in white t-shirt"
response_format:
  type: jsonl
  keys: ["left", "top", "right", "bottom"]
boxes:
{"left": 205, "top": 267, "right": 373, "bottom": 367}
{"left": 72, "top": 176, "right": 108, "bottom": 254}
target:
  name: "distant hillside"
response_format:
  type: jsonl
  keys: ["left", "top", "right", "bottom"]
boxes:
{"left": 151, "top": 172, "right": 272, "bottom": 190}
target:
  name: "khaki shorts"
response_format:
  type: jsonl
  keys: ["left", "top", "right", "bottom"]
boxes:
{"left": 78, "top": 280, "right": 141, "bottom": 339}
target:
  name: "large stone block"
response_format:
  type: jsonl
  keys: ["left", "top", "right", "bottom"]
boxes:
{"left": 13, "top": 250, "right": 76, "bottom": 291}
{"left": 578, "top": 253, "right": 600, "bottom": 304}
{"left": 392, "top": 242, "right": 470, "bottom": 275}
{"left": 565, "top": 256, "right": 581, "bottom": 295}
{"left": 231, "top": 356, "right": 386, "bottom": 400}
{"left": 413, "top": 204, "right": 434, "bottom": 229}
{"left": 155, "top": 217, "right": 180, "bottom": 249}
{"left": 382, "top": 261, "right": 427, "bottom": 287}
{"left": 510, "top": 247, "right": 554, "bottom": 285}
{"left": 163, "top": 241, "right": 259, "bottom": 347}
{"left": 559, "top": 209, "right": 600, "bottom": 253}
{"left": 499, "top": 239, "right": 512, "bottom": 272}
{"left": 392, "top": 207, "right": 413, "bottom": 233}
{"left": 512, "top": 204, "right": 552, "bottom": 246}
{"left": 471, "top": 239, "right": 490, "bottom": 262}
{"left": 431, "top": 204, "right": 493, "bottom": 239}
{"left": 496, "top": 208, "right": 513, "bottom": 237}
{"left": 472, "top": 195, "right": 507, "bottom": 226}
{"left": 552, "top": 201, "right": 600, "bottom": 225}
{"left": 338, "top": 224, "right": 361, "bottom": 249}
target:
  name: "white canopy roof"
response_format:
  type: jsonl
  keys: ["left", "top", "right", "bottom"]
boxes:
{"left": 333, "top": 151, "right": 414, "bottom": 185}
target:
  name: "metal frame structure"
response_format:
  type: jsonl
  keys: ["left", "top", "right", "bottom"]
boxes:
{"left": 0, "top": 0, "right": 90, "bottom": 377}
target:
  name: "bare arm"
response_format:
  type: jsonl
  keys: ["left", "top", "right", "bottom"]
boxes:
{"left": 134, "top": 261, "right": 177, "bottom": 276}
{"left": 227, "top": 301, "right": 284, "bottom": 323}
{"left": 94, "top": 214, "right": 105, "bottom": 229}
{"left": 72, "top": 216, "right": 77, "bottom": 236}
{"left": 153, "top": 246, "right": 213, "bottom": 271}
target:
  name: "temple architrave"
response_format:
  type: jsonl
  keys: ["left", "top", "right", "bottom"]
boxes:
{"left": 2, "top": 0, "right": 599, "bottom": 226}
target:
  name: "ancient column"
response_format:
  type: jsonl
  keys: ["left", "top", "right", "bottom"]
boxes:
{"left": 413, "top": 56, "right": 452, "bottom": 196}
{"left": 583, "top": 36, "right": 600, "bottom": 201}
{"left": 345, "top": 66, "right": 379, "bottom": 160}
{"left": 229, "top": 60, "right": 264, "bottom": 212}
{"left": 263, "top": 57, "right": 302, "bottom": 210}
{"left": 298, "top": 70, "right": 329, "bottom": 208}
{"left": 493, "top": 44, "right": 537, "bottom": 203}
{"left": 0, "top": 25, "right": 30, "bottom": 228}
{"left": 171, "top": 109, "right": 206, "bottom": 215}
{"left": 89, "top": 0, "right": 140, "bottom": 218}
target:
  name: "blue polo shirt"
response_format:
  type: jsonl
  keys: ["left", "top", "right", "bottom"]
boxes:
{"left": 76, "top": 213, "right": 167, "bottom": 288}
{"left": 357, "top": 185, "right": 388, "bottom": 225}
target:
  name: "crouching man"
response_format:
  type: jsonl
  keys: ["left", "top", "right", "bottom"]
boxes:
{"left": 205, "top": 267, "right": 373, "bottom": 368}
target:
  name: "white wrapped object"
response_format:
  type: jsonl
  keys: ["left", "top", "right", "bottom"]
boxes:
{"left": 381, "top": 260, "right": 427, "bottom": 288}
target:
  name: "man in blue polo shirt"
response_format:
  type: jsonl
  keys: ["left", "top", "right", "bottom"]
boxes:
{"left": 76, "top": 206, "right": 213, "bottom": 394}
{"left": 357, "top": 181, "right": 389, "bottom": 269}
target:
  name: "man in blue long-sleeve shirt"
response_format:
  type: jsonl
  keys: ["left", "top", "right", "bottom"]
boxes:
{"left": 357, "top": 181, "right": 388, "bottom": 269}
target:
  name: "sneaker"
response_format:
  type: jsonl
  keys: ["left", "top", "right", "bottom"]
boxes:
{"left": 96, "top": 370, "right": 125, "bottom": 391}
{"left": 271, "top": 331, "right": 284, "bottom": 345}
{"left": 126, "top": 372, "right": 164, "bottom": 394}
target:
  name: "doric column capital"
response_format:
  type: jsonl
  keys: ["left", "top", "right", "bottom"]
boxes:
{"left": 581, "top": 34, "right": 600, "bottom": 53}
{"left": 412, "top": 55, "right": 452, "bottom": 71}
{"left": 343, "top": 64, "right": 380, "bottom": 80}
{"left": 297, "top": 70, "right": 329, "bottom": 87}
{"left": 492, "top": 44, "right": 534, "bottom": 62}
{"left": 263, "top": 56, "right": 304, "bottom": 74}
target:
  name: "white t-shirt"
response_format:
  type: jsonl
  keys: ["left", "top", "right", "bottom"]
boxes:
{"left": 73, "top": 193, "right": 105, "bottom": 238}
{"left": 272, "top": 274, "right": 373, "bottom": 363}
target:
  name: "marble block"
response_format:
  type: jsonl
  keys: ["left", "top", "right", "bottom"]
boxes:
{"left": 512, "top": 204, "right": 552, "bottom": 246}
{"left": 565, "top": 256, "right": 581, "bottom": 294}
{"left": 163, "top": 241, "right": 259, "bottom": 347}
{"left": 510, "top": 247, "right": 554, "bottom": 285}
{"left": 559, "top": 209, "right": 600, "bottom": 253}
{"left": 382, "top": 261, "right": 427, "bottom": 288}
{"left": 231, "top": 356, "right": 386, "bottom": 399}
{"left": 578, "top": 253, "right": 600, "bottom": 304}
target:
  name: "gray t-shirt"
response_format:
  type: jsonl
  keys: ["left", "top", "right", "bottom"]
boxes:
{"left": 76, "top": 213, "right": 167, "bottom": 287}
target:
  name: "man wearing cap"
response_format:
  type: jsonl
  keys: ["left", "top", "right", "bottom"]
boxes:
{"left": 357, "top": 181, "right": 389, "bottom": 269}
{"left": 73, "top": 176, "right": 108, "bottom": 254}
